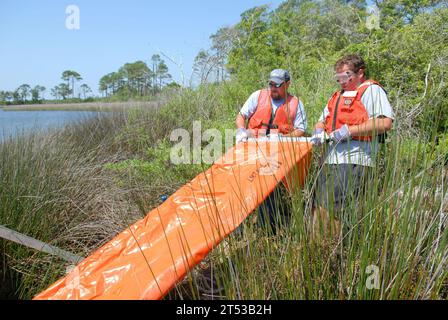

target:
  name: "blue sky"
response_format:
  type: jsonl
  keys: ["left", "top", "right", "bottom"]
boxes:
{"left": 0, "top": 0, "right": 284, "bottom": 97}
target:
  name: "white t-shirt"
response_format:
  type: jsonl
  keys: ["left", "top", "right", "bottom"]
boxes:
{"left": 318, "top": 84, "right": 394, "bottom": 167}
{"left": 240, "top": 90, "right": 307, "bottom": 132}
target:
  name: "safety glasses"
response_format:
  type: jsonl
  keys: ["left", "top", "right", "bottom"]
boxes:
{"left": 268, "top": 82, "right": 284, "bottom": 88}
{"left": 334, "top": 71, "right": 355, "bottom": 83}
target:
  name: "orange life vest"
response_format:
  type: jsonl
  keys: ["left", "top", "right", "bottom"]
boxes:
{"left": 248, "top": 89, "right": 300, "bottom": 136}
{"left": 325, "top": 79, "right": 383, "bottom": 142}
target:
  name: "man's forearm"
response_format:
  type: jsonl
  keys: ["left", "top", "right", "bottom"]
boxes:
{"left": 236, "top": 113, "right": 246, "bottom": 129}
{"left": 348, "top": 117, "right": 393, "bottom": 137}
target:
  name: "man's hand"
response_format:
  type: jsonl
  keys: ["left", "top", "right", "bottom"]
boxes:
{"left": 329, "top": 124, "right": 351, "bottom": 143}
{"left": 236, "top": 128, "right": 249, "bottom": 143}
{"left": 310, "top": 128, "right": 326, "bottom": 146}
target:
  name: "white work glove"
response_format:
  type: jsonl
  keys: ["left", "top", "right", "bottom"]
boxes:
{"left": 329, "top": 124, "right": 351, "bottom": 143}
{"left": 310, "top": 128, "right": 326, "bottom": 146}
{"left": 236, "top": 128, "right": 249, "bottom": 143}
{"left": 267, "top": 132, "right": 282, "bottom": 140}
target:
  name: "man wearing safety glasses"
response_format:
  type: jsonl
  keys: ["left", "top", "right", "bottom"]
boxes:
{"left": 310, "top": 54, "right": 394, "bottom": 239}
{"left": 235, "top": 69, "right": 307, "bottom": 143}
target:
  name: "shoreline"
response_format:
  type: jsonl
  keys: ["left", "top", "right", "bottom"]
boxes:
{"left": 0, "top": 101, "right": 162, "bottom": 111}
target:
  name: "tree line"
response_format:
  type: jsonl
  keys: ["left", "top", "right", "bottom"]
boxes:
{"left": 99, "top": 54, "right": 174, "bottom": 98}
{"left": 0, "top": 85, "right": 46, "bottom": 104}
{"left": 0, "top": 70, "right": 92, "bottom": 105}
{"left": 50, "top": 70, "right": 93, "bottom": 100}
{"left": 0, "top": 54, "right": 177, "bottom": 105}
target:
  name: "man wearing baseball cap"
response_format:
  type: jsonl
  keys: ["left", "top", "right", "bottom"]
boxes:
{"left": 234, "top": 69, "right": 307, "bottom": 233}
{"left": 235, "top": 69, "right": 307, "bottom": 143}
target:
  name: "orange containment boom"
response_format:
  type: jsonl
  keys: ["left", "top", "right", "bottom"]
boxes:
{"left": 34, "top": 138, "right": 312, "bottom": 300}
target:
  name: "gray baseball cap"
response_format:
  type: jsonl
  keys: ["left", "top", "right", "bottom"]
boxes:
{"left": 269, "top": 69, "right": 291, "bottom": 84}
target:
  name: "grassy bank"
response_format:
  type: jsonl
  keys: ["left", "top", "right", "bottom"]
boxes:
{"left": 0, "top": 101, "right": 163, "bottom": 112}
{"left": 1, "top": 80, "right": 447, "bottom": 299}
{"left": 0, "top": 83, "right": 241, "bottom": 299}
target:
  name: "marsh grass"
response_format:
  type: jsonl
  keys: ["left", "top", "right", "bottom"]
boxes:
{"left": 1, "top": 80, "right": 447, "bottom": 299}
{"left": 0, "top": 111, "right": 160, "bottom": 298}
{"left": 176, "top": 133, "right": 448, "bottom": 300}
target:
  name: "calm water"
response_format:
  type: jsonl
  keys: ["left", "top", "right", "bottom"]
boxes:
{"left": 0, "top": 108, "right": 101, "bottom": 141}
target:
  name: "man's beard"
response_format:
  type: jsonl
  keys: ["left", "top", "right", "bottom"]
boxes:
{"left": 271, "top": 92, "right": 281, "bottom": 100}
